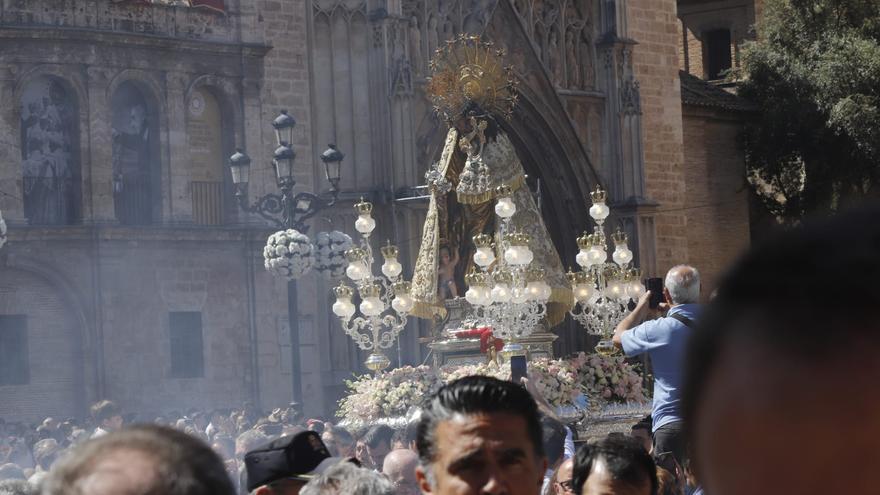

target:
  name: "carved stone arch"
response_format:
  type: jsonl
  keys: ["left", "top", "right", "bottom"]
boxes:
{"left": 1, "top": 253, "right": 98, "bottom": 417}
{"left": 185, "top": 74, "right": 242, "bottom": 135}
{"left": 13, "top": 64, "right": 88, "bottom": 119}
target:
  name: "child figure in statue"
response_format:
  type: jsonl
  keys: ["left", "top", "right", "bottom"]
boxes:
{"left": 437, "top": 245, "right": 460, "bottom": 299}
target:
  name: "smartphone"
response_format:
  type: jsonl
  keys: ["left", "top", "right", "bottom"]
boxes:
{"left": 510, "top": 355, "right": 528, "bottom": 385}
{"left": 646, "top": 277, "right": 664, "bottom": 308}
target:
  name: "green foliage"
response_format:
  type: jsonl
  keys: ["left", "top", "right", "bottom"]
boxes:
{"left": 738, "top": 0, "right": 880, "bottom": 219}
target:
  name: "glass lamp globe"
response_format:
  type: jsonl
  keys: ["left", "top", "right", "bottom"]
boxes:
{"left": 613, "top": 247, "right": 633, "bottom": 267}
{"left": 490, "top": 283, "right": 511, "bottom": 303}
{"left": 382, "top": 259, "right": 402, "bottom": 278}
{"left": 355, "top": 214, "right": 376, "bottom": 234}
{"left": 573, "top": 283, "right": 593, "bottom": 303}
{"left": 392, "top": 294, "right": 413, "bottom": 313}
{"left": 360, "top": 296, "right": 384, "bottom": 317}
{"left": 626, "top": 280, "right": 645, "bottom": 299}
{"left": 474, "top": 247, "right": 496, "bottom": 267}
{"left": 345, "top": 261, "right": 367, "bottom": 281}
{"left": 332, "top": 299, "right": 355, "bottom": 319}
{"left": 587, "top": 245, "right": 607, "bottom": 265}
{"left": 511, "top": 287, "right": 529, "bottom": 304}
{"left": 495, "top": 197, "right": 517, "bottom": 218}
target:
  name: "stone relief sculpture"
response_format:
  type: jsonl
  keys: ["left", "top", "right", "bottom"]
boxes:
{"left": 507, "top": 0, "right": 596, "bottom": 90}
{"left": 409, "top": 15, "right": 422, "bottom": 74}
{"left": 111, "top": 84, "right": 154, "bottom": 225}
{"left": 19, "top": 77, "right": 78, "bottom": 225}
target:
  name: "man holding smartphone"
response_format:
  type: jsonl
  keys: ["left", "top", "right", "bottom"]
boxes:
{"left": 612, "top": 264, "right": 701, "bottom": 467}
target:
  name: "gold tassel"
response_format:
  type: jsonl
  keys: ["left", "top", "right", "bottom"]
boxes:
{"left": 456, "top": 174, "right": 528, "bottom": 205}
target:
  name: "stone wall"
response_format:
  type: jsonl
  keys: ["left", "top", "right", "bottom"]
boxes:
{"left": 628, "top": 0, "right": 689, "bottom": 275}
{"left": 0, "top": 0, "right": 319, "bottom": 421}
{"left": 681, "top": 105, "right": 751, "bottom": 292}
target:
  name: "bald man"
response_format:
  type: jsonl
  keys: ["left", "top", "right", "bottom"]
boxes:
{"left": 382, "top": 449, "right": 419, "bottom": 495}
{"left": 613, "top": 265, "right": 701, "bottom": 467}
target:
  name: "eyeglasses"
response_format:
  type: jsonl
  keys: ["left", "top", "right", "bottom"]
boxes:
{"left": 556, "top": 478, "right": 574, "bottom": 492}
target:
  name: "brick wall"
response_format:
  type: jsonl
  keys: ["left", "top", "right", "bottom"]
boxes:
{"left": 629, "top": 0, "right": 689, "bottom": 275}
{"left": 681, "top": 106, "right": 751, "bottom": 292}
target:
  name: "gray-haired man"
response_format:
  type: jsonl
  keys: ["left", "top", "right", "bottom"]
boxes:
{"left": 613, "top": 264, "right": 701, "bottom": 467}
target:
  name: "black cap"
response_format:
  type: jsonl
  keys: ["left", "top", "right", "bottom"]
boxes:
{"left": 244, "top": 431, "right": 333, "bottom": 490}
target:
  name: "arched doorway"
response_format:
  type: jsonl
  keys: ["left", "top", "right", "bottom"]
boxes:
{"left": 0, "top": 268, "right": 86, "bottom": 421}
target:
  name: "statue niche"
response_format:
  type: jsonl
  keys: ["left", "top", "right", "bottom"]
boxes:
{"left": 19, "top": 76, "right": 81, "bottom": 225}
{"left": 111, "top": 82, "right": 159, "bottom": 225}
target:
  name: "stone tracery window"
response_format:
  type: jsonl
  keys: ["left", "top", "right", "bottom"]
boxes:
{"left": 19, "top": 76, "right": 81, "bottom": 225}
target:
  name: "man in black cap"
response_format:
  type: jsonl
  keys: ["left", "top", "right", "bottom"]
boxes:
{"left": 245, "top": 431, "right": 345, "bottom": 495}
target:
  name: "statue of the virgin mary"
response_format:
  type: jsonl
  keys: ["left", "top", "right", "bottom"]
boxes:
{"left": 411, "top": 35, "right": 571, "bottom": 327}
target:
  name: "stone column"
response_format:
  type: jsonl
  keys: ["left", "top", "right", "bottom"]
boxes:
{"left": 85, "top": 66, "right": 116, "bottom": 222}
{"left": 596, "top": 0, "right": 658, "bottom": 274}
{"left": 0, "top": 65, "right": 22, "bottom": 220}
{"left": 165, "top": 71, "right": 191, "bottom": 222}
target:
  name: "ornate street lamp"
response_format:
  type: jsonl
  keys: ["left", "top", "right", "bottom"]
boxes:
{"left": 332, "top": 198, "right": 413, "bottom": 373}
{"left": 228, "top": 110, "right": 342, "bottom": 403}
{"left": 568, "top": 186, "right": 645, "bottom": 355}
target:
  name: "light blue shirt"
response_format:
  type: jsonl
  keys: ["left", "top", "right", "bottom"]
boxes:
{"left": 620, "top": 304, "right": 700, "bottom": 432}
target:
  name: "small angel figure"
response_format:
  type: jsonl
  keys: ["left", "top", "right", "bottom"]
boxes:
{"left": 437, "top": 245, "right": 461, "bottom": 299}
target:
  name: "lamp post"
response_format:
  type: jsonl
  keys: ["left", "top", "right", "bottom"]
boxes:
{"left": 228, "top": 109, "right": 343, "bottom": 403}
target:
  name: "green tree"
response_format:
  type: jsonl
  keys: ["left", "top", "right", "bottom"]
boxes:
{"left": 738, "top": 0, "right": 880, "bottom": 220}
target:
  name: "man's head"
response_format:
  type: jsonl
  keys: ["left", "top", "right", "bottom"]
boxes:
{"left": 630, "top": 416, "right": 652, "bottom": 454}
{"left": 553, "top": 458, "right": 575, "bottom": 495}
{"left": 300, "top": 461, "right": 393, "bottom": 495}
{"left": 572, "top": 435, "right": 657, "bottom": 495}
{"left": 663, "top": 265, "right": 700, "bottom": 305}
{"left": 439, "top": 246, "right": 451, "bottom": 264}
{"left": 322, "top": 427, "right": 354, "bottom": 458}
{"left": 41, "top": 425, "right": 235, "bottom": 495}
{"left": 382, "top": 449, "right": 419, "bottom": 495}
{"left": 541, "top": 416, "right": 567, "bottom": 470}
{"left": 90, "top": 400, "right": 122, "bottom": 432}
{"left": 684, "top": 206, "right": 880, "bottom": 495}
{"left": 236, "top": 429, "right": 270, "bottom": 458}
{"left": 363, "top": 425, "right": 394, "bottom": 469}
{"left": 415, "top": 375, "right": 547, "bottom": 495}
{"left": 245, "top": 431, "right": 340, "bottom": 495}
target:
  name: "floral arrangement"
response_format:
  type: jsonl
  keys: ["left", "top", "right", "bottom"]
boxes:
{"left": 336, "top": 353, "right": 648, "bottom": 425}
{"left": 336, "top": 366, "right": 443, "bottom": 425}
{"left": 312, "top": 230, "right": 353, "bottom": 279}
{"left": 0, "top": 210, "right": 6, "bottom": 249}
{"left": 570, "top": 352, "right": 647, "bottom": 403}
{"left": 263, "top": 229, "right": 314, "bottom": 280}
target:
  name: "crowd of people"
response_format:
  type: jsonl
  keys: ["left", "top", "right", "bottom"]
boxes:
{"left": 1, "top": 205, "right": 878, "bottom": 495}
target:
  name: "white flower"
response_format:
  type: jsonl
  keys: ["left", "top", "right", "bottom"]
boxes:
{"left": 263, "top": 229, "right": 315, "bottom": 280}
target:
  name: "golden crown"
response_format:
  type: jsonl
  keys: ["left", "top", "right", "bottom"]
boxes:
{"left": 465, "top": 270, "right": 489, "bottom": 286}
{"left": 359, "top": 283, "right": 381, "bottom": 298}
{"left": 590, "top": 185, "right": 607, "bottom": 204}
{"left": 493, "top": 270, "right": 513, "bottom": 285}
{"left": 576, "top": 231, "right": 592, "bottom": 250}
{"left": 503, "top": 231, "right": 530, "bottom": 246}
{"left": 473, "top": 233, "right": 493, "bottom": 248}
{"left": 427, "top": 34, "right": 519, "bottom": 122}
{"left": 392, "top": 280, "right": 411, "bottom": 295}
{"left": 334, "top": 284, "right": 354, "bottom": 299}
{"left": 495, "top": 184, "right": 513, "bottom": 197}
{"left": 625, "top": 268, "right": 641, "bottom": 282}
{"left": 527, "top": 267, "right": 546, "bottom": 282}
{"left": 354, "top": 197, "right": 373, "bottom": 215}
{"left": 345, "top": 247, "right": 367, "bottom": 262}
{"left": 381, "top": 241, "right": 399, "bottom": 259}
{"left": 611, "top": 229, "right": 628, "bottom": 246}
